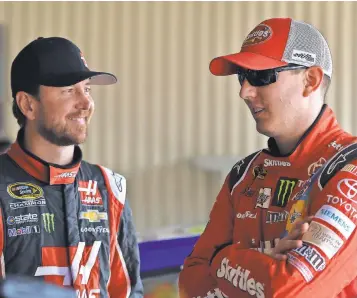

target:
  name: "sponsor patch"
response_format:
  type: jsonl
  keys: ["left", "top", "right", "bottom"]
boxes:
{"left": 287, "top": 253, "right": 314, "bottom": 282}
{"left": 293, "top": 243, "right": 326, "bottom": 272}
{"left": 54, "top": 172, "right": 77, "bottom": 179}
{"left": 264, "top": 159, "right": 291, "bottom": 167}
{"left": 315, "top": 205, "right": 355, "bottom": 239}
{"left": 81, "top": 226, "right": 109, "bottom": 234}
{"left": 328, "top": 141, "right": 343, "bottom": 151}
{"left": 252, "top": 164, "right": 267, "bottom": 180}
{"left": 341, "top": 164, "right": 357, "bottom": 176}
{"left": 292, "top": 50, "right": 316, "bottom": 64}
{"left": 78, "top": 180, "right": 103, "bottom": 206}
{"left": 337, "top": 178, "right": 357, "bottom": 203}
{"left": 302, "top": 221, "right": 343, "bottom": 259}
{"left": 326, "top": 195, "right": 357, "bottom": 219}
{"left": 7, "top": 213, "right": 38, "bottom": 225}
{"left": 79, "top": 210, "right": 108, "bottom": 223}
{"left": 216, "top": 257, "right": 265, "bottom": 297}
{"left": 7, "top": 183, "right": 44, "bottom": 200}
{"left": 242, "top": 23, "right": 272, "bottom": 48}
{"left": 8, "top": 225, "right": 40, "bottom": 237}
{"left": 292, "top": 178, "right": 312, "bottom": 201}
{"left": 10, "top": 198, "right": 46, "bottom": 210}
{"left": 272, "top": 178, "right": 298, "bottom": 207}
{"left": 42, "top": 213, "right": 55, "bottom": 233}
{"left": 229, "top": 151, "right": 261, "bottom": 193}
{"left": 285, "top": 200, "right": 305, "bottom": 233}
{"left": 318, "top": 143, "right": 357, "bottom": 189}
{"left": 266, "top": 211, "right": 289, "bottom": 224}
{"left": 236, "top": 211, "right": 257, "bottom": 219}
{"left": 308, "top": 157, "right": 326, "bottom": 177}
{"left": 80, "top": 52, "right": 88, "bottom": 68}
{"left": 255, "top": 188, "right": 272, "bottom": 209}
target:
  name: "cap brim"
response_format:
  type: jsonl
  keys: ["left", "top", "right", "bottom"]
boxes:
{"left": 209, "top": 52, "right": 288, "bottom": 76}
{"left": 40, "top": 71, "right": 117, "bottom": 87}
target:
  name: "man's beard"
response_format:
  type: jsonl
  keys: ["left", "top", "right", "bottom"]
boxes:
{"left": 37, "top": 117, "right": 88, "bottom": 147}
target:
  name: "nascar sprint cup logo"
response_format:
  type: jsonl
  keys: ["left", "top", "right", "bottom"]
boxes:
{"left": 242, "top": 24, "right": 272, "bottom": 48}
{"left": 7, "top": 182, "right": 44, "bottom": 200}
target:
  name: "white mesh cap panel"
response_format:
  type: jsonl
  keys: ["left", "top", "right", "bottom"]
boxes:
{"left": 282, "top": 20, "right": 332, "bottom": 78}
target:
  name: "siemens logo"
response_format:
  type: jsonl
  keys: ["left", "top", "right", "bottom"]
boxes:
{"left": 315, "top": 205, "right": 356, "bottom": 239}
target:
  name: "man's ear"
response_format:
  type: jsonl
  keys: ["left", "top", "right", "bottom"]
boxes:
{"left": 302, "top": 66, "right": 324, "bottom": 97}
{"left": 15, "top": 91, "right": 38, "bottom": 121}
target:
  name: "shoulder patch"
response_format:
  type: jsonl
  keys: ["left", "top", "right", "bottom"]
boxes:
{"left": 318, "top": 142, "right": 357, "bottom": 189}
{"left": 228, "top": 150, "right": 261, "bottom": 193}
{"left": 100, "top": 166, "right": 126, "bottom": 205}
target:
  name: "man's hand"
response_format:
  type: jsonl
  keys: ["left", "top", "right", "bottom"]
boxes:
{"left": 269, "top": 216, "right": 313, "bottom": 261}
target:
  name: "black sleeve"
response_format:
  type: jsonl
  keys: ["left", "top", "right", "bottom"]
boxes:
{"left": 118, "top": 199, "right": 144, "bottom": 298}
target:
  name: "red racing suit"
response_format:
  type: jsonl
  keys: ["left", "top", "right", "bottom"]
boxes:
{"left": 179, "top": 105, "right": 357, "bottom": 298}
{"left": 0, "top": 129, "right": 143, "bottom": 297}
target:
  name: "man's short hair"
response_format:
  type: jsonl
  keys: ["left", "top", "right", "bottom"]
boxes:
{"left": 292, "top": 68, "right": 331, "bottom": 101}
{"left": 0, "top": 138, "right": 11, "bottom": 153}
{"left": 321, "top": 74, "right": 331, "bottom": 100}
{"left": 12, "top": 84, "right": 40, "bottom": 127}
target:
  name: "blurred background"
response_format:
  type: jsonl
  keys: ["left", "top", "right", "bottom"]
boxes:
{"left": 1, "top": 1, "right": 357, "bottom": 297}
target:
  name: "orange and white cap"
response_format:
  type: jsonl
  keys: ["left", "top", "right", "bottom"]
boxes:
{"left": 209, "top": 18, "right": 332, "bottom": 78}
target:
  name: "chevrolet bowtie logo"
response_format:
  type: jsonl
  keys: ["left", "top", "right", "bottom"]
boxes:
{"left": 79, "top": 210, "right": 108, "bottom": 222}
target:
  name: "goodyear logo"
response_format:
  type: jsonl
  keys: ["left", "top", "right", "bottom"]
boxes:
{"left": 42, "top": 213, "right": 55, "bottom": 233}
{"left": 79, "top": 210, "right": 108, "bottom": 223}
{"left": 7, "top": 183, "right": 44, "bottom": 200}
{"left": 272, "top": 178, "right": 298, "bottom": 207}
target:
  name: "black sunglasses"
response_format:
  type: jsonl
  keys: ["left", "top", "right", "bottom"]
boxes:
{"left": 237, "top": 64, "right": 307, "bottom": 87}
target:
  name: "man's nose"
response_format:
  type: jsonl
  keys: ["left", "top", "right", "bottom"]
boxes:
{"left": 76, "top": 91, "right": 93, "bottom": 110}
{"left": 239, "top": 79, "right": 258, "bottom": 100}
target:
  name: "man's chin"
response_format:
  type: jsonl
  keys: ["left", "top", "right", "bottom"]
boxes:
{"left": 66, "top": 134, "right": 87, "bottom": 146}
{"left": 256, "top": 123, "right": 275, "bottom": 138}
{"left": 46, "top": 133, "right": 87, "bottom": 147}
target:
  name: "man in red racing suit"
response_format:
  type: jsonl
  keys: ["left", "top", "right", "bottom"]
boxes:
{"left": 179, "top": 18, "right": 357, "bottom": 298}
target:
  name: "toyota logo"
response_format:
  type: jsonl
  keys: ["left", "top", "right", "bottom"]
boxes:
{"left": 337, "top": 179, "right": 357, "bottom": 203}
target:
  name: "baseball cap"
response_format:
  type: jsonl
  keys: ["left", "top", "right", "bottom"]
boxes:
{"left": 209, "top": 18, "right": 332, "bottom": 78}
{"left": 11, "top": 37, "right": 117, "bottom": 98}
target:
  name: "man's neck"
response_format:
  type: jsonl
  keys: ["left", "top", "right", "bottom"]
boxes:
{"left": 23, "top": 127, "right": 75, "bottom": 166}
{"left": 274, "top": 105, "right": 323, "bottom": 155}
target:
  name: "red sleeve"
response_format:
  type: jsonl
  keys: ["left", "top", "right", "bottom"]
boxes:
{"left": 178, "top": 177, "right": 234, "bottom": 298}
{"left": 210, "top": 162, "right": 357, "bottom": 298}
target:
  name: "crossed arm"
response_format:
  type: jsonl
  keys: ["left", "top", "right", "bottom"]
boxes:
{"left": 179, "top": 168, "right": 357, "bottom": 298}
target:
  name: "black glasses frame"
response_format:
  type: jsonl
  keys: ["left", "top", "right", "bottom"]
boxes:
{"left": 237, "top": 64, "right": 307, "bottom": 87}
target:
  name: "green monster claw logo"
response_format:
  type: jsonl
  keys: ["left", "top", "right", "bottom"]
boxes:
{"left": 273, "top": 178, "right": 298, "bottom": 207}
{"left": 42, "top": 213, "right": 55, "bottom": 233}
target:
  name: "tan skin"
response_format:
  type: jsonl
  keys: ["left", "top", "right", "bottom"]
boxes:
{"left": 240, "top": 66, "right": 325, "bottom": 259}
{"left": 15, "top": 79, "right": 94, "bottom": 165}
{"left": 240, "top": 66, "right": 324, "bottom": 154}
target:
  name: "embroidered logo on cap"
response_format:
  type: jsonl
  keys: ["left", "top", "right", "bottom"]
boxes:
{"left": 80, "top": 52, "right": 88, "bottom": 68}
{"left": 292, "top": 50, "right": 316, "bottom": 64}
{"left": 242, "top": 24, "right": 273, "bottom": 48}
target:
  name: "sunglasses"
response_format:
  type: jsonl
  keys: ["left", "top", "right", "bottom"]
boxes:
{"left": 237, "top": 64, "right": 307, "bottom": 87}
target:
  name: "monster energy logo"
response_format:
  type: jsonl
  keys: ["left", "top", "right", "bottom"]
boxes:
{"left": 272, "top": 178, "right": 298, "bottom": 207}
{"left": 42, "top": 213, "right": 55, "bottom": 233}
